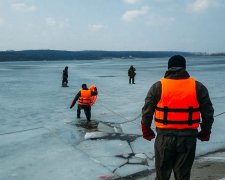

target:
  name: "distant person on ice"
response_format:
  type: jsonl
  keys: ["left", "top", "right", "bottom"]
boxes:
{"left": 62, "top": 66, "right": 68, "bottom": 87}
{"left": 141, "top": 55, "right": 214, "bottom": 180}
{"left": 70, "top": 84, "right": 98, "bottom": 123}
{"left": 128, "top": 65, "right": 136, "bottom": 84}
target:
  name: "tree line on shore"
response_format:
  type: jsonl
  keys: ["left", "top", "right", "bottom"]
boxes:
{"left": 0, "top": 49, "right": 219, "bottom": 62}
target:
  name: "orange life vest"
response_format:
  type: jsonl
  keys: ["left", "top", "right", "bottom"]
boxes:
{"left": 154, "top": 77, "right": 200, "bottom": 129}
{"left": 89, "top": 85, "right": 97, "bottom": 106}
{"left": 78, "top": 89, "right": 92, "bottom": 105}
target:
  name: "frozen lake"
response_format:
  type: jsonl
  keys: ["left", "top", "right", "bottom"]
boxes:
{"left": 0, "top": 56, "right": 225, "bottom": 179}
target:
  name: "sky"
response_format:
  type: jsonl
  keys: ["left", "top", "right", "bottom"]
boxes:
{"left": 0, "top": 0, "right": 225, "bottom": 52}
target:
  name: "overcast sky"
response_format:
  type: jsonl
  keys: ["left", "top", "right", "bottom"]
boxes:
{"left": 0, "top": 0, "right": 225, "bottom": 52}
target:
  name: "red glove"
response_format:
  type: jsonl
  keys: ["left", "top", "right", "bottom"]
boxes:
{"left": 197, "top": 130, "right": 211, "bottom": 141}
{"left": 141, "top": 123, "right": 155, "bottom": 141}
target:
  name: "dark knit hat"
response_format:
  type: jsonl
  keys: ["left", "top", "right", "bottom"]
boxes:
{"left": 168, "top": 55, "right": 186, "bottom": 69}
{"left": 82, "top": 83, "right": 87, "bottom": 88}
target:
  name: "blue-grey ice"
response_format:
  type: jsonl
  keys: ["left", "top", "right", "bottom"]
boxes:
{"left": 0, "top": 56, "right": 225, "bottom": 179}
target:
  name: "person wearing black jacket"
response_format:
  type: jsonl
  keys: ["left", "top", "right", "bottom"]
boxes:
{"left": 62, "top": 66, "right": 68, "bottom": 87}
{"left": 141, "top": 55, "right": 214, "bottom": 180}
{"left": 128, "top": 65, "right": 136, "bottom": 84}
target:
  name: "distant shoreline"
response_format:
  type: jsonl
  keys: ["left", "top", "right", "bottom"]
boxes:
{"left": 1, "top": 50, "right": 222, "bottom": 62}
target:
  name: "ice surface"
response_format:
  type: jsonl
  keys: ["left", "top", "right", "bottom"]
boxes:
{"left": 130, "top": 137, "right": 154, "bottom": 155}
{"left": 84, "top": 132, "right": 109, "bottom": 140}
{"left": 114, "top": 164, "right": 149, "bottom": 177}
{"left": 91, "top": 156, "right": 127, "bottom": 171}
{"left": 77, "top": 140, "right": 132, "bottom": 157}
{"left": 97, "top": 122, "right": 116, "bottom": 133}
{"left": 0, "top": 126, "right": 113, "bottom": 180}
{"left": 0, "top": 57, "right": 225, "bottom": 179}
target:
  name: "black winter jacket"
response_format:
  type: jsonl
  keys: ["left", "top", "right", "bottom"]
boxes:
{"left": 142, "top": 67, "right": 214, "bottom": 136}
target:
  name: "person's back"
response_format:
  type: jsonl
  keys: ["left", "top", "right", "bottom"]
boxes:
{"left": 128, "top": 65, "right": 136, "bottom": 77}
{"left": 78, "top": 86, "right": 92, "bottom": 106}
{"left": 141, "top": 55, "right": 214, "bottom": 180}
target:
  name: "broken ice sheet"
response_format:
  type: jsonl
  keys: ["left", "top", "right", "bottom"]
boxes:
{"left": 77, "top": 140, "right": 132, "bottom": 157}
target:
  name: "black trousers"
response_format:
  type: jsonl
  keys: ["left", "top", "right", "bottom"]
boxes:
{"left": 77, "top": 105, "right": 91, "bottom": 121}
{"left": 129, "top": 77, "right": 135, "bottom": 84}
{"left": 154, "top": 135, "right": 196, "bottom": 180}
{"left": 62, "top": 78, "right": 68, "bottom": 85}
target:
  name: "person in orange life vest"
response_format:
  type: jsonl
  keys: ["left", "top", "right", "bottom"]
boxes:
{"left": 70, "top": 84, "right": 98, "bottom": 122}
{"left": 141, "top": 55, "right": 214, "bottom": 180}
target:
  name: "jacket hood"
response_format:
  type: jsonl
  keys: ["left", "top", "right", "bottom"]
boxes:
{"left": 164, "top": 67, "right": 190, "bottom": 79}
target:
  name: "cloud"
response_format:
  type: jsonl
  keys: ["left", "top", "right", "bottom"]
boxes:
{"left": 186, "top": 0, "right": 218, "bottom": 13}
{"left": 11, "top": 2, "right": 37, "bottom": 12}
{"left": 89, "top": 24, "right": 106, "bottom": 32}
{"left": 146, "top": 15, "right": 175, "bottom": 27}
{"left": 123, "top": 0, "right": 140, "bottom": 4}
{"left": 122, "top": 6, "right": 149, "bottom": 22}
{"left": 45, "top": 17, "right": 69, "bottom": 28}
{"left": 46, "top": 17, "right": 57, "bottom": 26}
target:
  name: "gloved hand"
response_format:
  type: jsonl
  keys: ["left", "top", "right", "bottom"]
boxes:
{"left": 197, "top": 130, "right": 211, "bottom": 141}
{"left": 70, "top": 104, "right": 74, "bottom": 109}
{"left": 141, "top": 123, "right": 155, "bottom": 141}
{"left": 70, "top": 101, "right": 76, "bottom": 109}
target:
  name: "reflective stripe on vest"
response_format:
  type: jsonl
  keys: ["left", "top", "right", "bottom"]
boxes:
{"left": 154, "top": 77, "right": 200, "bottom": 129}
{"left": 78, "top": 90, "right": 92, "bottom": 105}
